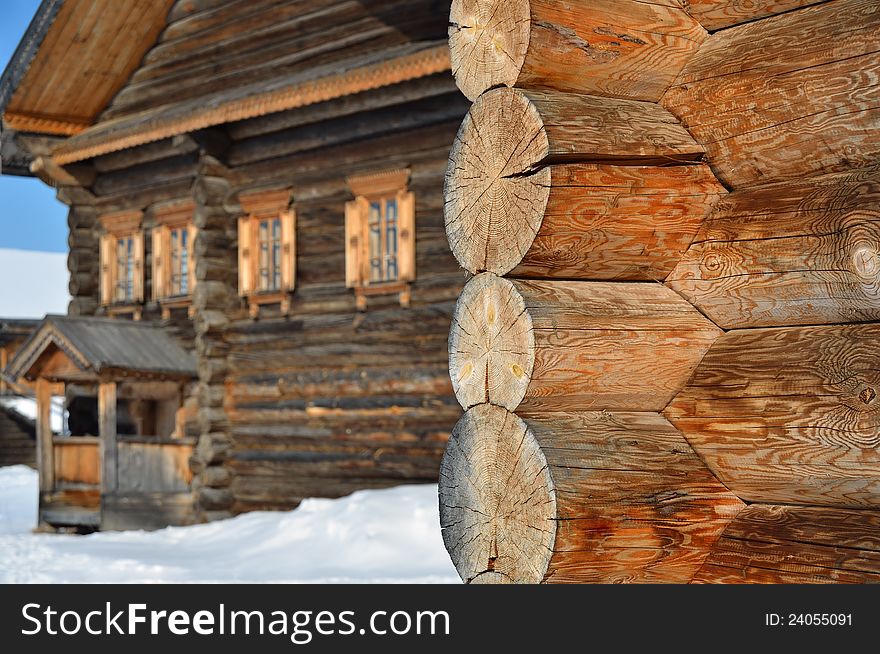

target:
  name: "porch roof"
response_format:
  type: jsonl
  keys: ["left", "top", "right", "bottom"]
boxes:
{"left": 5, "top": 315, "right": 196, "bottom": 382}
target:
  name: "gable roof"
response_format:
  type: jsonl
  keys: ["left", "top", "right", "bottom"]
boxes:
{"left": 1, "top": 0, "right": 452, "bottom": 174}
{"left": 5, "top": 315, "right": 196, "bottom": 382}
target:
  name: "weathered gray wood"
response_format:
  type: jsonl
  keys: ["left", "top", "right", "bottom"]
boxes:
{"left": 35, "top": 378, "right": 54, "bottom": 493}
{"left": 98, "top": 381, "right": 118, "bottom": 494}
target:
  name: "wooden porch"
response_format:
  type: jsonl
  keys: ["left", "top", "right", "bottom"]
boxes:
{"left": 5, "top": 316, "right": 197, "bottom": 531}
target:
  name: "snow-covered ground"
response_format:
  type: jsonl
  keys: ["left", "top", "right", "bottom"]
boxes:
{"left": 0, "top": 465, "right": 459, "bottom": 584}
{"left": 0, "top": 248, "right": 69, "bottom": 318}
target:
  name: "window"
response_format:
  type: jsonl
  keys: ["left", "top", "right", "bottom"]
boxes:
{"left": 100, "top": 210, "right": 144, "bottom": 318}
{"left": 345, "top": 168, "right": 415, "bottom": 310}
{"left": 237, "top": 188, "right": 295, "bottom": 318}
{"left": 152, "top": 201, "right": 197, "bottom": 319}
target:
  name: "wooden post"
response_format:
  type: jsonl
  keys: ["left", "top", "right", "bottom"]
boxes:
{"left": 98, "top": 381, "right": 118, "bottom": 494}
{"left": 448, "top": 273, "right": 721, "bottom": 412}
{"left": 0, "top": 346, "right": 7, "bottom": 395}
{"left": 35, "top": 378, "right": 54, "bottom": 493}
{"left": 444, "top": 87, "right": 713, "bottom": 279}
{"left": 439, "top": 405, "right": 743, "bottom": 583}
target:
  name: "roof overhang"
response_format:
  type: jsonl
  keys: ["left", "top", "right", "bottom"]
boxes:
{"left": 5, "top": 315, "right": 197, "bottom": 383}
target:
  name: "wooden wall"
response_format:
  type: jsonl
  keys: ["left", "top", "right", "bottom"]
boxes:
{"left": 57, "top": 0, "right": 467, "bottom": 519}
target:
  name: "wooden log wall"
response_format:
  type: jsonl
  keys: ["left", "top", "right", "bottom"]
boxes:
{"left": 52, "top": 0, "right": 469, "bottom": 519}
{"left": 222, "top": 115, "right": 465, "bottom": 513}
{"left": 440, "top": 0, "right": 880, "bottom": 583}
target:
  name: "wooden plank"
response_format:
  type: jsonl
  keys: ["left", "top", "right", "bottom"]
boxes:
{"left": 693, "top": 504, "right": 880, "bottom": 583}
{"left": 116, "top": 441, "right": 194, "bottom": 493}
{"left": 667, "top": 165, "right": 880, "bottom": 328}
{"left": 439, "top": 405, "right": 743, "bottom": 583}
{"left": 53, "top": 438, "right": 100, "bottom": 486}
{"left": 666, "top": 324, "right": 880, "bottom": 508}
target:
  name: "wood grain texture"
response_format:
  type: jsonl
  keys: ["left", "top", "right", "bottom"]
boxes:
{"left": 668, "top": 166, "right": 880, "bottom": 328}
{"left": 449, "top": 0, "right": 706, "bottom": 101}
{"left": 666, "top": 324, "right": 880, "bottom": 509}
{"left": 439, "top": 404, "right": 743, "bottom": 583}
{"left": 449, "top": 273, "right": 721, "bottom": 412}
{"left": 693, "top": 504, "right": 880, "bottom": 583}
{"left": 444, "top": 86, "right": 706, "bottom": 276}
{"left": 53, "top": 438, "right": 100, "bottom": 487}
{"left": 679, "top": 0, "right": 830, "bottom": 31}
{"left": 663, "top": 0, "right": 880, "bottom": 189}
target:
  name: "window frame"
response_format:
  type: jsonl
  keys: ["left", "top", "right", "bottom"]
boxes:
{"left": 345, "top": 168, "right": 415, "bottom": 311}
{"left": 152, "top": 200, "right": 197, "bottom": 320}
{"left": 237, "top": 188, "right": 295, "bottom": 318}
{"left": 99, "top": 210, "right": 145, "bottom": 319}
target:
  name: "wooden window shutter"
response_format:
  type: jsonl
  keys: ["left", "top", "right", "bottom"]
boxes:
{"left": 100, "top": 234, "right": 114, "bottom": 305}
{"left": 152, "top": 226, "right": 167, "bottom": 300}
{"left": 397, "top": 190, "right": 416, "bottom": 283}
{"left": 132, "top": 231, "right": 145, "bottom": 302}
{"left": 188, "top": 223, "right": 198, "bottom": 295}
{"left": 238, "top": 216, "right": 252, "bottom": 296}
{"left": 344, "top": 201, "right": 363, "bottom": 288}
{"left": 281, "top": 210, "right": 296, "bottom": 292}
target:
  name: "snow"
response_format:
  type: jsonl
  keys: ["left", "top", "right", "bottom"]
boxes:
{"left": 0, "top": 248, "right": 69, "bottom": 319}
{"left": 0, "top": 465, "right": 460, "bottom": 584}
{"left": 0, "top": 396, "right": 65, "bottom": 434}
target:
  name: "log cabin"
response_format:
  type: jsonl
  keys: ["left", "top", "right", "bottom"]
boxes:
{"left": 0, "top": 319, "right": 39, "bottom": 466}
{"left": 1, "top": 0, "right": 468, "bottom": 530}
{"left": 441, "top": 0, "right": 880, "bottom": 583}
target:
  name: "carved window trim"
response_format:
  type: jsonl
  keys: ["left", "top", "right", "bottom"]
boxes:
{"left": 345, "top": 168, "right": 415, "bottom": 311}
{"left": 152, "top": 200, "right": 197, "bottom": 320}
{"left": 99, "top": 210, "right": 145, "bottom": 319}
{"left": 237, "top": 187, "right": 296, "bottom": 318}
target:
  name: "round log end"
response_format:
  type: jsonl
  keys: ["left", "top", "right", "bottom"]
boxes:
{"left": 444, "top": 87, "right": 551, "bottom": 276}
{"left": 449, "top": 0, "right": 530, "bottom": 101}
{"left": 439, "top": 404, "right": 556, "bottom": 584}
{"left": 449, "top": 273, "right": 535, "bottom": 411}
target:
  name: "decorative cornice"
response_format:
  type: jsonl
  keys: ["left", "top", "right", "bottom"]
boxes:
{"left": 239, "top": 187, "right": 292, "bottom": 217}
{"left": 53, "top": 45, "right": 451, "bottom": 165}
{"left": 346, "top": 167, "right": 411, "bottom": 197}
{"left": 153, "top": 199, "right": 195, "bottom": 226}
{"left": 100, "top": 209, "right": 144, "bottom": 234}
{"left": 3, "top": 111, "right": 89, "bottom": 136}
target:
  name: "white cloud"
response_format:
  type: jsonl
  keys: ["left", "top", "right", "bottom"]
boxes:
{"left": 0, "top": 248, "right": 69, "bottom": 318}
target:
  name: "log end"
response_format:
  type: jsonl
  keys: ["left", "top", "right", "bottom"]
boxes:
{"left": 449, "top": 0, "right": 530, "bottom": 101}
{"left": 444, "top": 87, "right": 551, "bottom": 276}
{"left": 449, "top": 273, "right": 535, "bottom": 411}
{"left": 439, "top": 404, "right": 556, "bottom": 584}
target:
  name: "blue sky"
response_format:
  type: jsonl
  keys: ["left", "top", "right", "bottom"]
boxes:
{"left": 0, "top": 0, "right": 69, "bottom": 253}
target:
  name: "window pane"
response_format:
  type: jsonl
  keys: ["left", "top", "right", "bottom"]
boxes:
{"left": 259, "top": 220, "right": 269, "bottom": 291}
{"left": 272, "top": 218, "right": 281, "bottom": 290}
{"left": 180, "top": 230, "right": 189, "bottom": 295}
{"left": 126, "top": 238, "right": 134, "bottom": 300}
{"left": 170, "top": 229, "right": 180, "bottom": 295}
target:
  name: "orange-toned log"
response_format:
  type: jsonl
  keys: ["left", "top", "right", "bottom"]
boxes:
{"left": 449, "top": 0, "right": 706, "bottom": 102}
{"left": 667, "top": 166, "right": 880, "bottom": 329}
{"left": 693, "top": 504, "right": 880, "bottom": 584}
{"left": 663, "top": 0, "right": 880, "bottom": 189}
{"left": 444, "top": 86, "right": 712, "bottom": 278}
{"left": 448, "top": 273, "right": 721, "bottom": 412}
{"left": 680, "top": 0, "right": 828, "bottom": 32}
{"left": 439, "top": 405, "right": 744, "bottom": 584}
{"left": 666, "top": 324, "right": 880, "bottom": 509}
